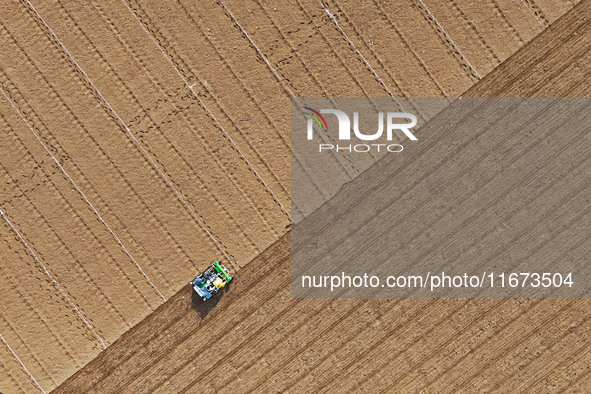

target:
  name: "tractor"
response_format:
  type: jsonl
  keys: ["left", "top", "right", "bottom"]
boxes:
{"left": 191, "top": 261, "right": 233, "bottom": 301}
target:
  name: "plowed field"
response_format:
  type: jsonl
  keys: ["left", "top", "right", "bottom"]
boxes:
{"left": 57, "top": 1, "right": 591, "bottom": 393}
{"left": 0, "top": 0, "right": 584, "bottom": 392}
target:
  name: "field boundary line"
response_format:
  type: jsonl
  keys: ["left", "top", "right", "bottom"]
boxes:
{"left": 220, "top": 0, "right": 412, "bottom": 177}
{"left": 120, "top": 0, "right": 291, "bottom": 219}
{"left": 489, "top": 0, "right": 525, "bottom": 46}
{"left": 447, "top": 0, "right": 501, "bottom": 67}
{"left": 520, "top": 0, "right": 547, "bottom": 29}
{"left": 0, "top": 82, "right": 166, "bottom": 301}
{"left": 0, "top": 244, "right": 79, "bottom": 370}
{"left": 0, "top": 207, "right": 106, "bottom": 349}
{"left": 56, "top": 1, "right": 268, "bottom": 251}
{"left": 0, "top": 334, "right": 46, "bottom": 393}
{"left": 417, "top": 0, "right": 482, "bottom": 79}
{"left": 318, "top": 1, "right": 404, "bottom": 110}
{"left": 24, "top": 0, "right": 236, "bottom": 272}
{"left": 0, "top": 21, "right": 180, "bottom": 294}
{"left": 213, "top": 0, "right": 357, "bottom": 179}
{"left": 318, "top": 1, "right": 431, "bottom": 132}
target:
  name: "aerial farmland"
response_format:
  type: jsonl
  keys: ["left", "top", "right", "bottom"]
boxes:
{"left": 0, "top": 0, "right": 588, "bottom": 392}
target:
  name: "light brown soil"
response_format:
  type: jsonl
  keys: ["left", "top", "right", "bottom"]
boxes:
{"left": 0, "top": 0, "right": 584, "bottom": 392}
{"left": 55, "top": 1, "right": 591, "bottom": 393}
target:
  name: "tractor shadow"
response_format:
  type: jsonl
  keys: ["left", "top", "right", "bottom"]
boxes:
{"left": 190, "top": 282, "right": 232, "bottom": 319}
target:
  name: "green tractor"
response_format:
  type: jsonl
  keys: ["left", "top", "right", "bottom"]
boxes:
{"left": 191, "top": 261, "right": 233, "bottom": 301}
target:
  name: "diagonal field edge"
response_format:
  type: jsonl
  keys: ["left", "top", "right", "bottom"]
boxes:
{"left": 54, "top": 0, "right": 591, "bottom": 392}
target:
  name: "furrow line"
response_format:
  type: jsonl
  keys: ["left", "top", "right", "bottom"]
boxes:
{"left": 22, "top": 0, "right": 236, "bottom": 272}
{"left": 0, "top": 334, "right": 45, "bottom": 393}
{"left": 122, "top": 0, "right": 291, "bottom": 219}
{"left": 0, "top": 207, "right": 106, "bottom": 349}
{"left": 57, "top": 0, "right": 268, "bottom": 253}
{"left": 0, "top": 107, "right": 157, "bottom": 311}
{"left": 416, "top": 0, "right": 481, "bottom": 79}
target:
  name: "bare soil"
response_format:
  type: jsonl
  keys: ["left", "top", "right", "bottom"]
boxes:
{"left": 0, "top": 0, "right": 584, "bottom": 392}
{"left": 55, "top": 1, "right": 591, "bottom": 393}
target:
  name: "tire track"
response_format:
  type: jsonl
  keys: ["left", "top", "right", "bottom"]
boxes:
{"left": 306, "top": 228, "right": 588, "bottom": 390}
{"left": 173, "top": 299, "right": 347, "bottom": 392}
{"left": 0, "top": 107, "right": 159, "bottom": 313}
{"left": 295, "top": 99, "right": 546, "bottom": 274}
{"left": 188, "top": 298, "right": 339, "bottom": 392}
{"left": 367, "top": 0, "right": 448, "bottom": 95}
{"left": 20, "top": 0, "right": 237, "bottom": 271}
{"left": 293, "top": 0, "right": 395, "bottom": 166}
{"left": 524, "top": 0, "right": 551, "bottom": 26}
{"left": 296, "top": 98, "right": 588, "bottom": 281}
{"left": 71, "top": 0, "right": 276, "bottom": 249}
{"left": 320, "top": 300, "right": 519, "bottom": 393}
{"left": 448, "top": 0, "right": 502, "bottom": 67}
{"left": 0, "top": 358, "right": 30, "bottom": 394}
{"left": 268, "top": 209, "right": 588, "bottom": 390}
{"left": 415, "top": 0, "right": 482, "bottom": 80}
{"left": 217, "top": 0, "right": 357, "bottom": 189}
{"left": 0, "top": 237, "right": 81, "bottom": 369}
{"left": 489, "top": 0, "right": 526, "bottom": 47}
{"left": 289, "top": 0, "right": 385, "bottom": 97}
{"left": 0, "top": 315, "right": 55, "bottom": 387}
{"left": 125, "top": 0, "right": 291, "bottom": 218}
{"left": 53, "top": 0, "right": 270, "bottom": 254}
{"left": 565, "top": 366, "right": 591, "bottom": 392}
{"left": 0, "top": 334, "right": 45, "bottom": 393}
{"left": 318, "top": 0, "right": 406, "bottom": 98}
{"left": 0, "top": 18, "right": 180, "bottom": 295}
{"left": 254, "top": 300, "right": 465, "bottom": 393}
{"left": 88, "top": 0, "right": 284, "bottom": 245}
{"left": 306, "top": 118, "right": 591, "bottom": 313}
{"left": 317, "top": 1, "right": 432, "bottom": 133}
{"left": 464, "top": 4, "right": 591, "bottom": 96}
{"left": 401, "top": 299, "right": 587, "bottom": 391}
